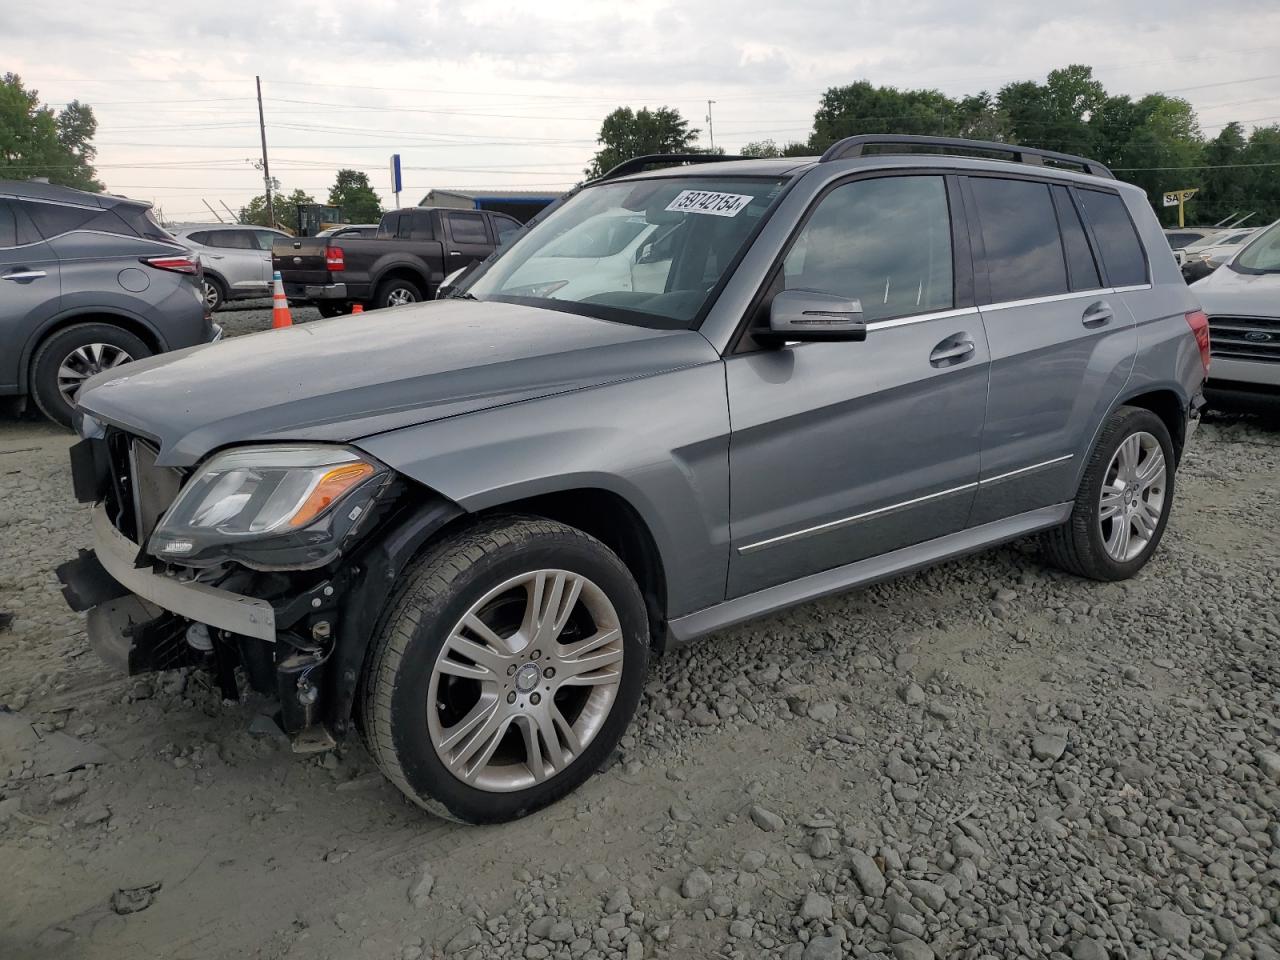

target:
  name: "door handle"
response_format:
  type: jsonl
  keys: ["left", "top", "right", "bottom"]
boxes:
{"left": 929, "top": 336, "right": 976, "bottom": 367}
{"left": 449, "top": 250, "right": 460, "bottom": 256}
{"left": 3, "top": 270, "right": 47, "bottom": 281}
{"left": 1082, "top": 300, "right": 1114, "bottom": 328}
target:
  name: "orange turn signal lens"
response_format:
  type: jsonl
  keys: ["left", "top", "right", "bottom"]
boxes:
{"left": 288, "top": 462, "right": 376, "bottom": 528}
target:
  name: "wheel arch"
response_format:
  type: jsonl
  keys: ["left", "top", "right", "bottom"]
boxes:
{"left": 475, "top": 487, "right": 670, "bottom": 653}
{"left": 20, "top": 310, "right": 166, "bottom": 394}
{"left": 370, "top": 262, "right": 431, "bottom": 298}
{"left": 1114, "top": 385, "right": 1189, "bottom": 464}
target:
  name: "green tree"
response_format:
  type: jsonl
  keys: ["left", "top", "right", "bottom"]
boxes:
{"left": 328, "top": 168, "right": 382, "bottom": 223}
{"left": 586, "top": 106, "right": 699, "bottom": 178}
{"left": 239, "top": 181, "right": 315, "bottom": 230}
{"left": 809, "top": 80, "right": 984, "bottom": 153}
{"left": 996, "top": 65, "right": 1106, "bottom": 157}
{"left": 0, "top": 73, "right": 102, "bottom": 190}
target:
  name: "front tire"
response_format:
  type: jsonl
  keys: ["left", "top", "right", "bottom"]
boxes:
{"left": 1044, "top": 405, "right": 1175, "bottom": 581}
{"left": 361, "top": 517, "right": 649, "bottom": 823}
{"left": 373, "top": 277, "right": 423, "bottom": 309}
{"left": 31, "top": 324, "right": 151, "bottom": 428}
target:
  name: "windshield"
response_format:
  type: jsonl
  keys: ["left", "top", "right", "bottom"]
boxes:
{"left": 464, "top": 176, "right": 785, "bottom": 328}
{"left": 1231, "top": 220, "right": 1280, "bottom": 274}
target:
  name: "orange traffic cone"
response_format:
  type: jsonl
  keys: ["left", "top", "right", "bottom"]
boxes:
{"left": 271, "top": 271, "right": 292, "bottom": 329}
{"left": 351, "top": 303, "right": 364, "bottom": 315}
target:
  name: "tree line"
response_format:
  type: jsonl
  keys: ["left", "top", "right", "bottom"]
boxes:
{"left": 588, "top": 65, "right": 1280, "bottom": 227}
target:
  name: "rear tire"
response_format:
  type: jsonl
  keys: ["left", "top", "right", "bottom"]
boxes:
{"left": 31, "top": 324, "right": 151, "bottom": 428}
{"left": 373, "top": 277, "right": 423, "bottom": 309}
{"left": 316, "top": 302, "right": 347, "bottom": 318}
{"left": 1043, "top": 405, "right": 1175, "bottom": 581}
{"left": 201, "top": 276, "right": 226, "bottom": 312}
{"left": 361, "top": 516, "right": 649, "bottom": 823}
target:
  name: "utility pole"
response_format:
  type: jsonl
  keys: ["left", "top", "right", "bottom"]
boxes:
{"left": 256, "top": 76, "right": 274, "bottom": 227}
{"left": 706, "top": 100, "right": 716, "bottom": 152}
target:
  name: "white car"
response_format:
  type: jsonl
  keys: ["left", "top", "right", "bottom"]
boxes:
{"left": 1179, "top": 227, "right": 1258, "bottom": 280}
{"left": 500, "top": 211, "right": 674, "bottom": 301}
{"left": 171, "top": 224, "right": 292, "bottom": 311}
{"left": 1192, "top": 219, "right": 1280, "bottom": 408}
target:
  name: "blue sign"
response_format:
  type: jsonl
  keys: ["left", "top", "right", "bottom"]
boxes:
{"left": 389, "top": 154, "right": 403, "bottom": 195}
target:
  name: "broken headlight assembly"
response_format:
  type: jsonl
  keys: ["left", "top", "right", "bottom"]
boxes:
{"left": 148, "top": 444, "right": 390, "bottom": 570}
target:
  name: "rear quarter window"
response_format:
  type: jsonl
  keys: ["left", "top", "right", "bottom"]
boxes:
{"left": 0, "top": 201, "right": 17, "bottom": 247}
{"left": 24, "top": 201, "right": 98, "bottom": 238}
{"left": 1077, "top": 189, "right": 1148, "bottom": 287}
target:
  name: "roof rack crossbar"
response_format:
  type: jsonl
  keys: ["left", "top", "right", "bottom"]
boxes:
{"left": 819, "top": 135, "right": 1114, "bottom": 179}
{"left": 594, "top": 153, "right": 749, "bottom": 183}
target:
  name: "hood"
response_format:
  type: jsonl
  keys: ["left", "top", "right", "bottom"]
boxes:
{"left": 78, "top": 299, "right": 719, "bottom": 466}
{"left": 1193, "top": 266, "right": 1280, "bottom": 318}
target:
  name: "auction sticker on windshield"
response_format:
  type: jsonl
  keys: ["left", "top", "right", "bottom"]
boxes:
{"left": 665, "top": 190, "right": 754, "bottom": 218}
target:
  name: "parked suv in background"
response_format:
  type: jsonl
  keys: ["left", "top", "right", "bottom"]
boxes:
{"left": 1192, "top": 219, "right": 1280, "bottom": 409}
{"left": 0, "top": 180, "right": 216, "bottom": 427}
{"left": 59, "top": 138, "right": 1206, "bottom": 824}
{"left": 171, "top": 224, "right": 292, "bottom": 311}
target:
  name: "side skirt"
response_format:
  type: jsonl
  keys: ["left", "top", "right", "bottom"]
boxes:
{"left": 667, "top": 502, "right": 1073, "bottom": 645}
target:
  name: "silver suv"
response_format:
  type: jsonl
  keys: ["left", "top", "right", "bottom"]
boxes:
{"left": 59, "top": 137, "right": 1208, "bottom": 823}
{"left": 171, "top": 224, "right": 292, "bottom": 311}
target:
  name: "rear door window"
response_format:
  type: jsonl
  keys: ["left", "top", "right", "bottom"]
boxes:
{"left": 1051, "top": 186, "right": 1102, "bottom": 291}
{"left": 410, "top": 211, "right": 435, "bottom": 240}
{"left": 0, "top": 201, "right": 17, "bottom": 247}
{"left": 206, "top": 230, "right": 255, "bottom": 250}
{"left": 25, "top": 201, "right": 98, "bottom": 238}
{"left": 969, "top": 177, "right": 1069, "bottom": 302}
{"left": 446, "top": 212, "right": 489, "bottom": 245}
{"left": 1076, "top": 189, "right": 1148, "bottom": 286}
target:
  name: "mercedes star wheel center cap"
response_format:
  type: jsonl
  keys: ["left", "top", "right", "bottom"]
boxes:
{"left": 515, "top": 663, "right": 541, "bottom": 694}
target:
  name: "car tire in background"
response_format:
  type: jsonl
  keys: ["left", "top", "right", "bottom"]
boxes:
{"left": 1043, "top": 405, "right": 1176, "bottom": 581}
{"left": 316, "top": 302, "right": 348, "bottom": 319}
{"left": 31, "top": 323, "right": 152, "bottom": 428}
{"left": 373, "top": 277, "right": 424, "bottom": 309}
{"left": 360, "top": 516, "right": 649, "bottom": 824}
{"left": 201, "top": 276, "right": 226, "bottom": 312}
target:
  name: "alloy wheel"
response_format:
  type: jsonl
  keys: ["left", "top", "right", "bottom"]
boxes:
{"left": 1099, "top": 431, "right": 1167, "bottom": 562}
{"left": 202, "top": 281, "right": 220, "bottom": 310}
{"left": 427, "top": 569, "right": 624, "bottom": 792}
{"left": 56, "top": 343, "right": 133, "bottom": 406}
{"left": 386, "top": 287, "right": 416, "bottom": 307}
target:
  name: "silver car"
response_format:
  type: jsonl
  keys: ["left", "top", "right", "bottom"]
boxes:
{"left": 171, "top": 224, "right": 292, "bottom": 310}
{"left": 62, "top": 137, "right": 1206, "bottom": 824}
{"left": 1193, "top": 219, "right": 1280, "bottom": 408}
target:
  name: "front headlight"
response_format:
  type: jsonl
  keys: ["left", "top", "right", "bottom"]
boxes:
{"left": 149, "top": 444, "right": 387, "bottom": 565}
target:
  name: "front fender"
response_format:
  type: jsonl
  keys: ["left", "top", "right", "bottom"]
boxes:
{"left": 354, "top": 361, "right": 732, "bottom": 618}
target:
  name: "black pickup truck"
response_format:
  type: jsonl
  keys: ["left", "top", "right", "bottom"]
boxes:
{"left": 273, "top": 206, "right": 523, "bottom": 315}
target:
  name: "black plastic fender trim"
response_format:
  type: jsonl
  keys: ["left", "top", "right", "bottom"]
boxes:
{"left": 325, "top": 495, "right": 465, "bottom": 733}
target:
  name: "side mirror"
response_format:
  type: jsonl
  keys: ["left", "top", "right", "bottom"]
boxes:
{"left": 765, "top": 289, "right": 867, "bottom": 344}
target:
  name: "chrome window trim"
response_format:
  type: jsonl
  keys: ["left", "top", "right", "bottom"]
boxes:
{"left": 980, "top": 288, "right": 1110, "bottom": 312}
{"left": 737, "top": 481, "right": 979, "bottom": 555}
{"left": 865, "top": 306, "right": 979, "bottom": 331}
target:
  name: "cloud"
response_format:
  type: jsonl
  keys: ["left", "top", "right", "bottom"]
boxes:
{"left": 3, "top": 0, "right": 1276, "bottom": 217}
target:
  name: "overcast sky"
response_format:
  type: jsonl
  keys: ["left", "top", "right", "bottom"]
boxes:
{"left": 4, "top": 0, "right": 1278, "bottom": 222}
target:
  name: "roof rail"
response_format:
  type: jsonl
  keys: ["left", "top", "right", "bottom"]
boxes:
{"left": 819, "top": 135, "right": 1114, "bottom": 179}
{"left": 593, "top": 153, "right": 749, "bottom": 182}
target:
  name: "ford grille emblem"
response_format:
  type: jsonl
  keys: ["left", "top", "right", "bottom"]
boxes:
{"left": 1244, "top": 331, "right": 1272, "bottom": 343}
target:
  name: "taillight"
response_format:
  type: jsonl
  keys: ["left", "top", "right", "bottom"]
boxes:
{"left": 1186, "top": 309, "right": 1211, "bottom": 375}
{"left": 325, "top": 246, "right": 344, "bottom": 271}
{"left": 142, "top": 254, "right": 199, "bottom": 275}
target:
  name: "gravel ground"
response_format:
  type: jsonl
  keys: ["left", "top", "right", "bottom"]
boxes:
{"left": 1, "top": 342, "right": 1279, "bottom": 959}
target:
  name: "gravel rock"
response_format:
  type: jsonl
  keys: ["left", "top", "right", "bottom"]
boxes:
{"left": 798, "top": 891, "right": 833, "bottom": 921}
{"left": 850, "top": 850, "right": 886, "bottom": 897}
{"left": 409, "top": 866, "right": 435, "bottom": 907}
{"left": 750, "top": 804, "right": 785, "bottom": 832}
{"left": 681, "top": 867, "right": 712, "bottom": 899}
{"left": 1143, "top": 908, "right": 1191, "bottom": 945}
{"left": 1031, "top": 733, "right": 1067, "bottom": 762}
{"left": 802, "top": 935, "right": 843, "bottom": 960}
